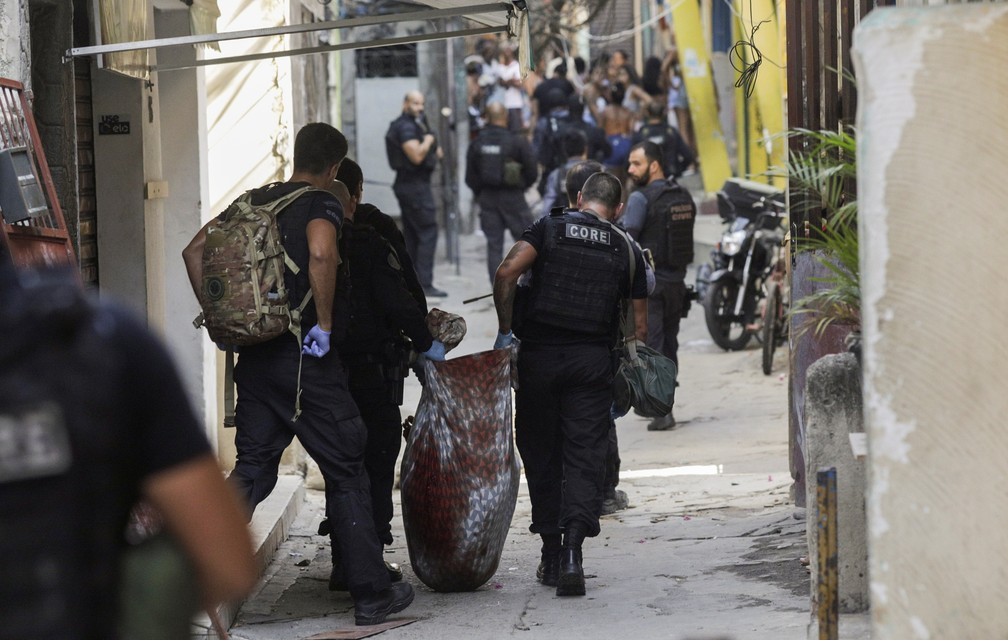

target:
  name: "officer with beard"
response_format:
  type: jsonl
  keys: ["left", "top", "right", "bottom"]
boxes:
{"left": 492, "top": 172, "right": 648, "bottom": 597}
{"left": 623, "top": 141, "right": 697, "bottom": 431}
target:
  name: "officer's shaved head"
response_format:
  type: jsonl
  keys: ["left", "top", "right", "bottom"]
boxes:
{"left": 579, "top": 172, "right": 623, "bottom": 218}
{"left": 403, "top": 91, "right": 425, "bottom": 117}
{"left": 327, "top": 180, "right": 355, "bottom": 220}
{"left": 486, "top": 102, "right": 508, "bottom": 126}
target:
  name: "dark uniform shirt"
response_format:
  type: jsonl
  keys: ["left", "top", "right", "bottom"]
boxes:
{"left": 387, "top": 113, "right": 437, "bottom": 183}
{"left": 232, "top": 181, "right": 344, "bottom": 352}
{"left": 0, "top": 272, "right": 211, "bottom": 639}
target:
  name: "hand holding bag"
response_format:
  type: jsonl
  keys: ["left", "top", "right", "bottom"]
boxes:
{"left": 612, "top": 232, "right": 678, "bottom": 418}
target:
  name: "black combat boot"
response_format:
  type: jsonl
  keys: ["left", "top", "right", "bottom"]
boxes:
{"left": 536, "top": 533, "right": 561, "bottom": 586}
{"left": 556, "top": 524, "right": 587, "bottom": 596}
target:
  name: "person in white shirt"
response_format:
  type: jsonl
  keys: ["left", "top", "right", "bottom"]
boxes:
{"left": 494, "top": 43, "right": 528, "bottom": 133}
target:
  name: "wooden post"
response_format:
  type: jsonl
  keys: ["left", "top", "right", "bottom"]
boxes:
{"left": 817, "top": 466, "right": 838, "bottom": 640}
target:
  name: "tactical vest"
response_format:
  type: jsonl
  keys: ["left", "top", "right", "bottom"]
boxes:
{"left": 474, "top": 127, "right": 511, "bottom": 188}
{"left": 637, "top": 179, "right": 697, "bottom": 271}
{"left": 525, "top": 211, "right": 628, "bottom": 337}
{"left": 339, "top": 223, "right": 395, "bottom": 356}
{"left": 0, "top": 270, "right": 129, "bottom": 639}
{"left": 338, "top": 223, "right": 411, "bottom": 406}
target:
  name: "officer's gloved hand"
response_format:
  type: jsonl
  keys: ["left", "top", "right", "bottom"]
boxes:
{"left": 301, "top": 324, "right": 331, "bottom": 358}
{"left": 494, "top": 331, "right": 514, "bottom": 349}
{"left": 423, "top": 340, "right": 447, "bottom": 362}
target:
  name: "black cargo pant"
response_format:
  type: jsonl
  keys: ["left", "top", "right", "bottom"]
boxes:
{"left": 230, "top": 344, "right": 390, "bottom": 598}
{"left": 515, "top": 341, "right": 614, "bottom": 537}
{"left": 346, "top": 362, "right": 404, "bottom": 547}
{"left": 647, "top": 270, "right": 687, "bottom": 366}
{"left": 393, "top": 178, "right": 438, "bottom": 289}
{"left": 478, "top": 188, "right": 533, "bottom": 285}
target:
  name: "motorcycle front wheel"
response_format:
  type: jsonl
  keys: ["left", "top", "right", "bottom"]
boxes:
{"left": 703, "top": 279, "right": 753, "bottom": 351}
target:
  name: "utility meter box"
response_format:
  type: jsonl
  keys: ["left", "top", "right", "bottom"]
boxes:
{"left": 0, "top": 147, "right": 48, "bottom": 224}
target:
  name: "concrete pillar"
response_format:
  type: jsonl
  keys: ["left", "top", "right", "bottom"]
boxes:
{"left": 853, "top": 5, "right": 1008, "bottom": 638}
{"left": 0, "top": 1, "right": 30, "bottom": 84}
{"left": 804, "top": 352, "right": 868, "bottom": 614}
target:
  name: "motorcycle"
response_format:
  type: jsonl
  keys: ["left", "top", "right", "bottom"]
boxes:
{"left": 699, "top": 179, "right": 786, "bottom": 351}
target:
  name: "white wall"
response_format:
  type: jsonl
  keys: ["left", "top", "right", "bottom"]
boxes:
{"left": 853, "top": 5, "right": 1008, "bottom": 638}
{"left": 0, "top": 1, "right": 29, "bottom": 85}
{"left": 355, "top": 78, "right": 419, "bottom": 216}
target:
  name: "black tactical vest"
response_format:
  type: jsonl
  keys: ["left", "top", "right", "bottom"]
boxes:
{"left": 526, "top": 211, "right": 628, "bottom": 337}
{"left": 0, "top": 270, "right": 133, "bottom": 639}
{"left": 474, "top": 126, "right": 514, "bottom": 188}
{"left": 637, "top": 179, "right": 697, "bottom": 271}
{"left": 339, "top": 223, "right": 397, "bottom": 356}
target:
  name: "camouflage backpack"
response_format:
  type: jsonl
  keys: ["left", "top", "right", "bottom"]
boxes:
{"left": 193, "top": 186, "right": 318, "bottom": 346}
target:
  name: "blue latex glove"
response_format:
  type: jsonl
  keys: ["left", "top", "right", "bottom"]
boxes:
{"left": 423, "top": 340, "right": 447, "bottom": 362}
{"left": 494, "top": 331, "right": 514, "bottom": 349}
{"left": 301, "top": 324, "right": 331, "bottom": 358}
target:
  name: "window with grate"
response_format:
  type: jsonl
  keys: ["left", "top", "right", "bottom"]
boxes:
{"left": 356, "top": 44, "right": 418, "bottom": 78}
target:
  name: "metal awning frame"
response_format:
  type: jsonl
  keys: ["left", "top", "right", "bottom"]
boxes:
{"left": 67, "top": 1, "right": 527, "bottom": 72}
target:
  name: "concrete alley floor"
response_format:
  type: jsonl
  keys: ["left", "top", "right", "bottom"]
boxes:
{"left": 225, "top": 226, "right": 871, "bottom": 640}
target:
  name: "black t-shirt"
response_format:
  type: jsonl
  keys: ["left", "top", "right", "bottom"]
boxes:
{"left": 388, "top": 113, "right": 437, "bottom": 182}
{"left": 245, "top": 181, "right": 343, "bottom": 338}
{"left": 0, "top": 278, "right": 211, "bottom": 638}
{"left": 518, "top": 211, "right": 648, "bottom": 344}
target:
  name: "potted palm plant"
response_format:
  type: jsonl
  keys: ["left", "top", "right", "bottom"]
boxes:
{"left": 779, "top": 126, "right": 861, "bottom": 355}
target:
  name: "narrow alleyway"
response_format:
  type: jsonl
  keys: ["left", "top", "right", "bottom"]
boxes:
{"left": 224, "top": 227, "right": 869, "bottom": 640}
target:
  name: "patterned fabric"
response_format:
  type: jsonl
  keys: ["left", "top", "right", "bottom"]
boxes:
{"left": 400, "top": 348, "right": 519, "bottom": 591}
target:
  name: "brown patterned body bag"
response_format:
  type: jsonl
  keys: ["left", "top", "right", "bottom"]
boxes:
{"left": 399, "top": 348, "right": 519, "bottom": 592}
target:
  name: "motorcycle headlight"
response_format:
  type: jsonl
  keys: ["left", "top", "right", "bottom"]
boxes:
{"left": 721, "top": 230, "right": 747, "bottom": 257}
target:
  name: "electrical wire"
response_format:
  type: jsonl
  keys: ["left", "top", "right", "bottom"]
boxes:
{"left": 728, "top": 0, "right": 783, "bottom": 99}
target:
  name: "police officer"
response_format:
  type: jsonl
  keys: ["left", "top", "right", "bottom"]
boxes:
{"left": 623, "top": 141, "right": 698, "bottom": 431}
{"left": 386, "top": 91, "right": 446, "bottom": 298}
{"left": 0, "top": 243, "right": 256, "bottom": 639}
{"left": 323, "top": 180, "right": 445, "bottom": 590}
{"left": 539, "top": 128, "right": 589, "bottom": 217}
{"left": 337, "top": 159, "right": 427, "bottom": 315}
{"left": 632, "top": 101, "right": 696, "bottom": 179}
{"left": 184, "top": 123, "right": 414, "bottom": 625}
{"left": 465, "top": 102, "right": 538, "bottom": 283}
{"left": 492, "top": 171, "right": 649, "bottom": 597}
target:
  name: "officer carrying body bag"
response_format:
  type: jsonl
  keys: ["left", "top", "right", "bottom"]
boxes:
{"left": 611, "top": 232, "right": 679, "bottom": 418}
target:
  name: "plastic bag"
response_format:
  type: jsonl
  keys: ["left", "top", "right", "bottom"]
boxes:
{"left": 399, "top": 348, "right": 519, "bottom": 592}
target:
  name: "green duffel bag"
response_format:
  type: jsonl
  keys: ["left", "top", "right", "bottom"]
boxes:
{"left": 612, "top": 339, "right": 678, "bottom": 419}
{"left": 118, "top": 506, "right": 201, "bottom": 640}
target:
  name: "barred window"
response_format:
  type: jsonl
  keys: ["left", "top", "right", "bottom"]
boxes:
{"left": 356, "top": 44, "right": 418, "bottom": 78}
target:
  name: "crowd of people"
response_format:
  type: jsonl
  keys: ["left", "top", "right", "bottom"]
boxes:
{"left": 465, "top": 41, "right": 697, "bottom": 193}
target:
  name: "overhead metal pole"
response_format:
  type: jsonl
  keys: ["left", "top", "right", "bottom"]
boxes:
{"left": 152, "top": 25, "right": 503, "bottom": 72}
{"left": 67, "top": 3, "right": 512, "bottom": 60}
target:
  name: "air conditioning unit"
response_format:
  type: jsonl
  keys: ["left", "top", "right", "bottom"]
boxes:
{"left": 0, "top": 146, "right": 48, "bottom": 224}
